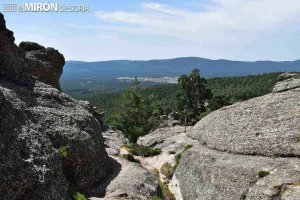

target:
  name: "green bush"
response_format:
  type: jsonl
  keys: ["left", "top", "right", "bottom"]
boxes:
{"left": 184, "top": 144, "right": 193, "bottom": 151}
{"left": 58, "top": 146, "right": 68, "bottom": 158}
{"left": 124, "top": 144, "right": 162, "bottom": 157}
{"left": 152, "top": 196, "right": 163, "bottom": 200}
{"left": 122, "top": 154, "right": 140, "bottom": 164}
{"left": 159, "top": 181, "right": 176, "bottom": 200}
{"left": 160, "top": 162, "right": 174, "bottom": 179}
{"left": 68, "top": 188, "right": 87, "bottom": 200}
{"left": 152, "top": 168, "right": 160, "bottom": 179}
{"left": 258, "top": 170, "right": 270, "bottom": 178}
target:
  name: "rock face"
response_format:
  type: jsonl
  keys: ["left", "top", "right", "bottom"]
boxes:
{"left": 176, "top": 145, "right": 300, "bottom": 200}
{"left": 272, "top": 72, "right": 300, "bottom": 93}
{"left": 0, "top": 13, "right": 112, "bottom": 199}
{"left": 138, "top": 126, "right": 197, "bottom": 154}
{"left": 102, "top": 128, "right": 128, "bottom": 156}
{"left": 189, "top": 87, "right": 300, "bottom": 157}
{"left": 19, "top": 41, "right": 65, "bottom": 90}
{"left": 0, "top": 13, "right": 26, "bottom": 77}
{"left": 176, "top": 76, "right": 300, "bottom": 200}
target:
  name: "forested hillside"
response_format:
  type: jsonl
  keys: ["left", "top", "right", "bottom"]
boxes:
{"left": 62, "top": 58, "right": 300, "bottom": 81}
{"left": 71, "top": 73, "right": 281, "bottom": 124}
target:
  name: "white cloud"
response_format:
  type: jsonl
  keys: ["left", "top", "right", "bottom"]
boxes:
{"left": 93, "top": 0, "right": 300, "bottom": 61}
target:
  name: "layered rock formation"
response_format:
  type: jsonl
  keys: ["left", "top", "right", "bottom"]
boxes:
{"left": 0, "top": 13, "right": 113, "bottom": 199}
{"left": 175, "top": 75, "right": 300, "bottom": 199}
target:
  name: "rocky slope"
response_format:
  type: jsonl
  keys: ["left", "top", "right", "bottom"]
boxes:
{"left": 0, "top": 13, "right": 115, "bottom": 199}
{"left": 175, "top": 73, "right": 300, "bottom": 200}
{"left": 137, "top": 73, "right": 300, "bottom": 200}
{"left": 89, "top": 128, "right": 159, "bottom": 200}
{"left": 0, "top": 12, "right": 161, "bottom": 200}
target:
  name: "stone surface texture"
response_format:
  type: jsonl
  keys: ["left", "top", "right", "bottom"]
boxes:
{"left": 0, "top": 13, "right": 113, "bottom": 199}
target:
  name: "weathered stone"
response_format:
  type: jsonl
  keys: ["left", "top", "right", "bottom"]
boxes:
{"left": 103, "top": 157, "right": 159, "bottom": 200}
{"left": 0, "top": 13, "right": 113, "bottom": 199}
{"left": 272, "top": 77, "right": 300, "bottom": 93}
{"left": 20, "top": 41, "right": 65, "bottom": 90}
{"left": 277, "top": 72, "right": 299, "bottom": 81}
{"left": 102, "top": 128, "right": 128, "bottom": 156}
{"left": 176, "top": 145, "right": 300, "bottom": 200}
{"left": 176, "top": 78, "right": 300, "bottom": 200}
{"left": 189, "top": 87, "right": 300, "bottom": 157}
{"left": 19, "top": 41, "right": 45, "bottom": 51}
{"left": 0, "top": 13, "right": 27, "bottom": 77}
{"left": 138, "top": 126, "right": 196, "bottom": 153}
{"left": 0, "top": 79, "right": 113, "bottom": 199}
{"left": 78, "top": 100, "right": 105, "bottom": 125}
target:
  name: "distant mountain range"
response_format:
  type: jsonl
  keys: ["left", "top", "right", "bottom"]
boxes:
{"left": 61, "top": 57, "right": 300, "bottom": 81}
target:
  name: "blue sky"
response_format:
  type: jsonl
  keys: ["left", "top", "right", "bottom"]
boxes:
{"left": 2, "top": 0, "right": 300, "bottom": 61}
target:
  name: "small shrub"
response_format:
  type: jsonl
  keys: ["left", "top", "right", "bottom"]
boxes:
{"left": 152, "top": 168, "right": 160, "bottom": 179}
{"left": 122, "top": 154, "right": 140, "bottom": 164}
{"left": 159, "top": 181, "right": 176, "bottom": 200}
{"left": 160, "top": 162, "right": 174, "bottom": 179}
{"left": 258, "top": 170, "right": 270, "bottom": 178}
{"left": 184, "top": 144, "right": 193, "bottom": 151}
{"left": 174, "top": 153, "right": 182, "bottom": 169}
{"left": 125, "top": 144, "right": 162, "bottom": 157}
{"left": 68, "top": 188, "right": 87, "bottom": 200}
{"left": 152, "top": 195, "right": 163, "bottom": 200}
{"left": 74, "top": 192, "right": 86, "bottom": 200}
{"left": 58, "top": 146, "right": 68, "bottom": 158}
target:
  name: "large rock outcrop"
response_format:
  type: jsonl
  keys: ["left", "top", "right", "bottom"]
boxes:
{"left": 0, "top": 13, "right": 113, "bottom": 199}
{"left": 19, "top": 41, "right": 65, "bottom": 90}
{"left": 189, "top": 86, "right": 300, "bottom": 157}
{"left": 175, "top": 75, "right": 300, "bottom": 200}
{"left": 272, "top": 72, "right": 300, "bottom": 93}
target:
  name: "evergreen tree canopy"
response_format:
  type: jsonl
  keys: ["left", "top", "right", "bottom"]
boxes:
{"left": 113, "top": 78, "right": 162, "bottom": 143}
{"left": 177, "top": 69, "right": 212, "bottom": 124}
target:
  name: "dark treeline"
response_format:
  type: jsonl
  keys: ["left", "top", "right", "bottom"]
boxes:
{"left": 72, "top": 72, "right": 280, "bottom": 124}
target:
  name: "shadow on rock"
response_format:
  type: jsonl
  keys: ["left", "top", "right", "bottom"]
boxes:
{"left": 87, "top": 156, "right": 122, "bottom": 197}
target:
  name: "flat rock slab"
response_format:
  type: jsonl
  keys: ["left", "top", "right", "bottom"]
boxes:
{"left": 176, "top": 145, "right": 300, "bottom": 200}
{"left": 89, "top": 156, "right": 158, "bottom": 200}
{"left": 102, "top": 129, "right": 128, "bottom": 156}
{"left": 138, "top": 126, "right": 196, "bottom": 153}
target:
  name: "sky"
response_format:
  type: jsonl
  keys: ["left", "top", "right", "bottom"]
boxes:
{"left": 2, "top": 0, "right": 300, "bottom": 61}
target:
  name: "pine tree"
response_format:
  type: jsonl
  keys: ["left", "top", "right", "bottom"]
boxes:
{"left": 115, "top": 78, "right": 162, "bottom": 143}
{"left": 177, "top": 69, "right": 212, "bottom": 124}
